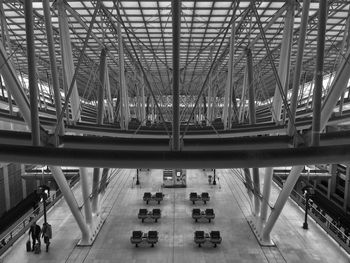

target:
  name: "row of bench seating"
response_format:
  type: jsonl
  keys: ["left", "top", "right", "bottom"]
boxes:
{"left": 138, "top": 208, "right": 161, "bottom": 223}
{"left": 130, "top": 230, "right": 159, "bottom": 247}
{"left": 192, "top": 208, "right": 215, "bottom": 222}
{"left": 194, "top": 231, "right": 222, "bottom": 247}
{"left": 143, "top": 192, "right": 164, "bottom": 204}
{"left": 190, "top": 192, "right": 210, "bottom": 204}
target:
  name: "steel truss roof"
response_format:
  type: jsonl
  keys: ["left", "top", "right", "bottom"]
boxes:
{"left": 0, "top": 0, "right": 349, "bottom": 102}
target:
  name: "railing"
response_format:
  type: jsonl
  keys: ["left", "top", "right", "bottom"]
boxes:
{"left": 273, "top": 177, "right": 350, "bottom": 254}
{"left": 0, "top": 173, "right": 80, "bottom": 257}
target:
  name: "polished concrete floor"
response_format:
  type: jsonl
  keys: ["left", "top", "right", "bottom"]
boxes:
{"left": 1, "top": 168, "right": 349, "bottom": 263}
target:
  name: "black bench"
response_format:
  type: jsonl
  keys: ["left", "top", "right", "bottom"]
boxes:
{"left": 130, "top": 230, "right": 159, "bottom": 247}
{"left": 138, "top": 208, "right": 161, "bottom": 223}
{"left": 143, "top": 192, "right": 164, "bottom": 204}
{"left": 192, "top": 208, "right": 215, "bottom": 222}
{"left": 189, "top": 192, "right": 210, "bottom": 204}
{"left": 194, "top": 230, "right": 222, "bottom": 247}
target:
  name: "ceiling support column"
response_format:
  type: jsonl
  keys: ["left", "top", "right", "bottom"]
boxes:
{"left": 172, "top": 0, "right": 181, "bottom": 151}
{"left": 223, "top": 22, "right": 235, "bottom": 130}
{"left": 105, "top": 67, "right": 114, "bottom": 123}
{"left": 239, "top": 67, "right": 248, "bottom": 123}
{"left": 58, "top": 0, "right": 81, "bottom": 123}
{"left": 91, "top": 48, "right": 107, "bottom": 214}
{"left": 272, "top": 0, "right": 295, "bottom": 124}
{"left": 117, "top": 21, "right": 128, "bottom": 130}
{"left": 140, "top": 74, "right": 146, "bottom": 124}
{"left": 50, "top": 166, "right": 90, "bottom": 245}
{"left": 79, "top": 167, "right": 93, "bottom": 226}
{"left": 287, "top": 0, "right": 310, "bottom": 136}
{"left": 0, "top": 0, "right": 13, "bottom": 116}
{"left": 311, "top": 0, "right": 328, "bottom": 147}
{"left": 246, "top": 47, "right": 260, "bottom": 216}
{"left": 24, "top": 0, "right": 40, "bottom": 146}
{"left": 259, "top": 167, "right": 273, "bottom": 232}
{"left": 43, "top": 0, "right": 65, "bottom": 137}
{"left": 261, "top": 165, "right": 304, "bottom": 244}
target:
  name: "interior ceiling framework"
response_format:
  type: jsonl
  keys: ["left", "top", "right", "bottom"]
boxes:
{"left": 0, "top": 0, "right": 349, "bottom": 102}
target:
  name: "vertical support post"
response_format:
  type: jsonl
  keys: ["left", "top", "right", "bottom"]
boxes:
{"left": 239, "top": 68, "right": 248, "bottom": 123}
{"left": 312, "top": 1, "right": 328, "bottom": 146}
{"left": 58, "top": 0, "right": 81, "bottom": 123}
{"left": 3, "top": 165, "right": 10, "bottom": 211}
{"left": 344, "top": 165, "right": 350, "bottom": 212}
{"left": 99, "top": 168, "right": 109, "bottom": 194}
{"left": 105, "top": 67, "right": 114, "bottom": 123}
{"left": 21, "top": 165, "right": 27, "bottom": 197}
{"left": 246, "top": 48, "right": 255, "bottom": 124}
{"left": 117, "top": 21, "right": 128, "bottom": 130}
{"left": 223, "top": 22, "right": 235, "bottom": 129}
{"left": 262, "top": 165, "right": 303, "bottom": 244}
{"left": 140, "top": 74, "right": 146, "bottom": 124}
{"left": 91, "top": 168, "right": 100, "bottom": 214}
{"left": 0, "top": 0, "right": 13, "bottom": 116}
{"left": 24, "top": 0, "right": 40, "bottom": 146}
{"left": 98, "top": 48, "right": 107, "bottom": 125}
{"left": 43, "top": 0, "right": 65, "bottom": 136}
{"left": 287, "top": 0, "right": 310, "bottom": 136}
{"left": 50, "top": 166, "right": 90, "bottom": 245}
{"left": 260, "top": 167, "right": 273, "bottom": 230}
{"left": 172, "top": 0, "right": 181, "bottom": 151}
{"left": 272, "top": 0, "right": 295, "bottom": 123}
{"left": 79, "top": 168, "right": 93, "bottom": 226}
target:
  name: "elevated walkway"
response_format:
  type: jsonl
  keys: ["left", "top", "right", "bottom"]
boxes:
{"left": 1, "top": 169, "right": 348, "bottom": 263}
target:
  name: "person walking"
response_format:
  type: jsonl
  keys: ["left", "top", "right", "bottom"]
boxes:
{"left": 28, "top": 221, "right": 41, "bottom": 251}
{"left": 41, "top": 222, "right": 52, "bottom": 252}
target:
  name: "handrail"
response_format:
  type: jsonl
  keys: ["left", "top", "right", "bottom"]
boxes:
{"left": 273, "top": 176, "right": 350, "bottom": 254}
{"left": 0, "top": 173, "right": 80, "bottom": 257}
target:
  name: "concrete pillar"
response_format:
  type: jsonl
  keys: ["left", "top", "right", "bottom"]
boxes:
{"left": 260, "top": 167, "right": 273, "bottom": 231}
{"left": 21, "top": 164, "right": 27, "bottom": 197}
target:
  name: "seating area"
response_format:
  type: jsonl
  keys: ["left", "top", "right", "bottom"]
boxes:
{"left": 192, "top": 208, "right": 215, "bottom": 222}
{"left": 138, "top": 208, "right": 161, "bottom": 223}
{"left": 143, "top": 192, "right": 164, "bottom": 204}
{"left": 189, "top": 192, "right": 210, "bottom": 204}
{"left": 130, "top": 230, "right": 159, "bottom": 247}
{"left": 194, "top": 230, "right": 222, "bottom": 247}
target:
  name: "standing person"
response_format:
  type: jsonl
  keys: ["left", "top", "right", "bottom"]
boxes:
{"left": 28, "top": 221, "right": 41, "bottom": 251}
{"left": 41, "top": 222, "right": 52, "bottom": 252}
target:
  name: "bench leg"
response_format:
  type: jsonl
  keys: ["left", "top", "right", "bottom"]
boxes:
{"left": 192, "top": 201, "right": 195, "bottom": 205}
{"left": 204, "top": 201, "right": 206, "bottom": 204}
{"left": 155, "top": 219, "right": 158, "bottom": 222}
{"left": 214, "top": 244, "right": 217, "bottom": 248}
{"left": 158, "top": 201, "right": 160, "bottom": 204}
{"left": 195, "top": 219, "right": 197, "bottom": 222}
{"left": 209, "top": 219, "right": 211, "bottom": 223}
{"left": 142, "top": 218, "right": 144, "bottom": 223}
{"left": 151, "top": 243, "right": 154, "bottom": 247}
{"left": 135, "top": 244, "right": 138, "bottom": 247}
{"left": 198, "top": 243, "right": 201, "bottom": 247}
{"left": 146, "top": 201, "right": 149, "bottom": 204}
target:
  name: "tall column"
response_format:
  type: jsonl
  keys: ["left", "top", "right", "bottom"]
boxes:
{"left": 3, "top": 165, "right": 10, "bottom": 210}
{"left": 117, "top": 21, "right": 128, "bottom": 130}
{"left": 172, "top": 0, "right": 181, "bottom": 151}
{"left": 24, "top": 0, "right": 40, "bottom": 146}
{"left": 97, "top": 48, "right": 107, "bottom": 125}
{"left": 272, "top": 0, "right": 295, "bottom": 123}
{"left": 43, "top": 0, "right": 65, "bottom": 136}
{"left": 58, "top": 0, "right": 81, "bottom": 123}
{"left": 0, "top": 0, "right": 13, "bottom": 116}
{"left": 50, "top": 166, "right": 90, "bottom": 245}
{"left": 21, "top": 164, "right": 27, "bottom": 198}
{"left": 344, "top": 165, "right": 350, "bottom": 211}
{"left": 239, "top": 67, "right": 248, "bottom": 123}
{"left": 260, "top": 167, "right": 273, "bottom": 230}
{"left": 105, "top": 67, "right": 114, "bottom": 123}
{"left": 79, "top": 168, "right": 93, "bottom": 226}
{"left": 287, "top": 0, "right": 310, "bottom": 136}
{"left": 223, "top": 22, "right": 235, "bottom": 129}
{"left": 311, "top": 0, "right": 328, "bottom": 146}
{"left": 140, "top": 74, "right": 146, "bottom": 123}
{"left": 246, "top": 48, "right": 255, "bottom": 124}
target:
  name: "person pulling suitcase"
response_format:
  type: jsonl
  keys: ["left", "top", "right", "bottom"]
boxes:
{"left": 28, "top": 221, "right": 41, "bottom": 252}
{"left": 41, "top": 222, "right": 52, "bottom": 252}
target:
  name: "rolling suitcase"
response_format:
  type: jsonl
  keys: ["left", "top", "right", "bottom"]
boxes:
{"left": 34, "top": 243, "right": 41, "bottom": 254}
{"left": 26, "top": 239, "right": 31, "bottom": 252}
